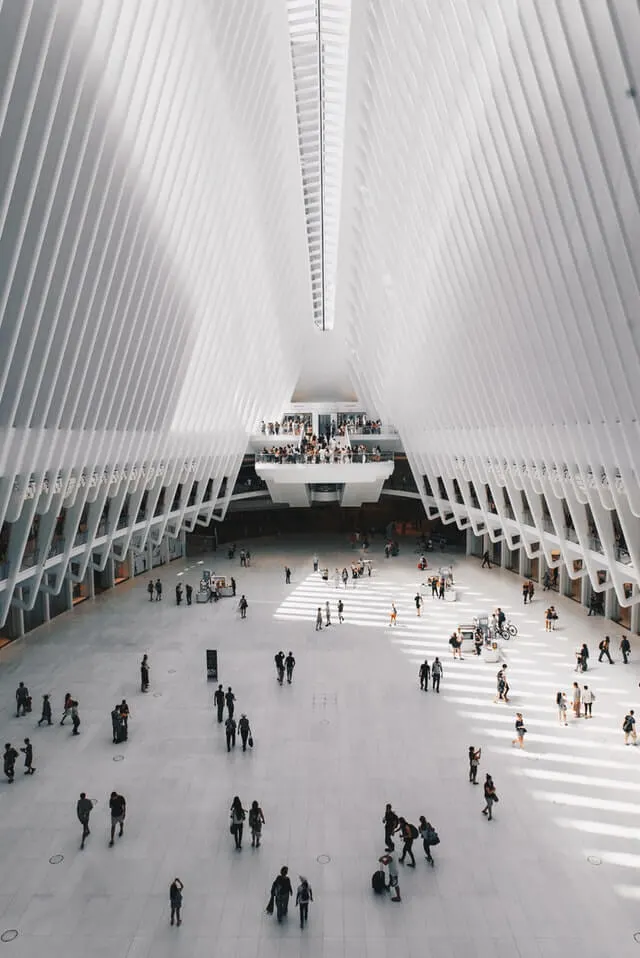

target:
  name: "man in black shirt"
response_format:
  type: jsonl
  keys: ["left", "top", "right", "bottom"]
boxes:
{"left": 77, "top": 792, "right": 93, "bottom": 849}
{"left": 109, "top": 791, "right": 126, "bottom": 846}
{"left": 383, "top": 803, "right": 398, "bottom": 851}
{"left": 275, "top": 652, "right": 285, "bottom": 685}
{"left": 15, "top": 682, "right": 29, "bottom": 717}
{"left": 285, "top": 652, "right": 296, "bottom": 684}
{"left": 225, "top": 716, "right": 237, "bottom": 752}
{"left": 214, "top": 684, "right": 225, "bottom": 723}
{"left": 225, "top": 687, "right": 235, "bottom": 719}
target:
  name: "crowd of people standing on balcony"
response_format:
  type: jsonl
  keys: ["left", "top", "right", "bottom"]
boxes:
{"left": 260, "top": 434, "right": 384, "bottom": 465}
{"left": 260, "top": 414, "right": 384, "bottom": 438}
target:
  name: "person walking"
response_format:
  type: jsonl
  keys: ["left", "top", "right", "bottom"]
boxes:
{"left": 313, "top": 555, "right": 319, "bottom": 572}
{"left": 383, "top": 804, "right": 398, "bottom": 851}
{"left": 620, "top": 635, "right": 631, "bottom": 664}
{"left": 512, "top": 712, "right": 527, "bottom": 748}
{"left": 140, "top": 654, "right": 150, "bottom": 692}
{"left": 285, "top": 567, "right": 291, "bottom": 584}
{"left": 155, "top": 578, "right": 162, "bottom": 601}
{"left": 285, "top": 651, "right": 295, "bottom": 683}
{"left": 214, "top": 684, "right": 225, "bottom": 723}
{"left": 580, "top": 643, "right": 589, "bottom": 671}
{"left": 269, "top": 866, "right": 293, "bottom": 921}
{"left": 414, "top": 593, "right": 422, "bottom": 616}
{"left": 275, "top": 652, "right": 285, "bottom": 684}
{"left": 77, "top": 792, "right": 93, "bottom": 848}
{"left": 528, "top": 580, "right": 535, "bottom": 603}
{"left": 315, "top": 607, "right": 323, "bottom": 631}
{"left": 481, "top": 550, "right": 492, "bottom": 568}
{"left": 418, "top": 815, "right": 438, "bottom": 866}
{"left": 147, "top": 580, "right": 154, "bottom": 601}
{"left": 230, "top": 796, "right": 246, "bottom": 849}
{"left": 325, "top": 601, "right": 332, "bottom": 627}
{"left": 337, "top": 599, "right": 344, "bottom": 623}
{"left": 556, "top": 691, "right": 568, "bottom": 725}
{"left": 522, "top": 582, "right": 529, "bottom": 605}
{"left": 225, "top": 715, "right": 237, "bottom": 752}
{"left": 389, "top": 603, "right": 398, "bottom": 626}
{"left": 582, "top": 685, "right": 594, "bottom": 718}
{"left": 432, "top": 657, "right": 443, "bottom": 692}
{"left": 378, "top": 852, "right": 401, "bottom": 902}
{"left": 430, "top": 577, "right": 438, "bottom": 598}
{"left": 3, "top": 743, "right": 18, "bottom": 783}
{"left": 598, "top": 636, "right": 614, "bottom": 664}
{"left": 37, "top": 694, "right": 52, "bottom": 726}
{"left": 249, "top": 800, "right": 265, "bottom": 847}
{"left": 296, "top": 877, "right": 313, "bottom": 929}
{"left": 623, "top": 709, "right": 637, "bottom": 745}
{"left": 571, "top": 682, "right": 581, "bottom": 719}
{"left": 419, "top": 660, "right": 430, "bottom": 691}
{"left": 71, "top": 701, "right": 81, "bottom": 736}
{"left": 20, "top": 738, "right": 35, "bottom": 775}
{"left": 169, "top": 878, "right": 184, "bottom": 926}
{"left": 438, "top": 578, "right": 446, "bottom": 599}
{"left": 230, "top": 577, "right": 236, "bottom": 596}
{"left": 109, "top": 791, "right": 126, "bottom": 846}
{"left": 396, "top": 817, "right": 417, "bottom": 867}
{"left": 238, "top": 595, "right": 248, "bottom": 619}
{"left": 342, "top": 567, "right": 349, "bottom": 588}
{"left": 185, "top": 584, "right": 193, "bottom": 606}
{"left": 175, "top": 584, "right": 183, "bottom": 606}
{"left": 468, "top": 745, "right": 481, "bottom": 783}
{"left": 225, "top": 687, "right": 235, "bottom": 719}
{"left": 544, "top": 607, "right": 554, "bottom": 632}
{"left": 482, "top": 774, "right": 498, "bottom": 820}
{"left": 238, "top": 714, "right": 251, "bottom": 751}
{"left": 15, "top": 682, "right": 29, "bottom": 717}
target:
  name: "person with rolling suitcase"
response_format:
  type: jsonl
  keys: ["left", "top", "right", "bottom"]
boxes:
{"left": 378, "top": 852, "right": 401, "bottom": 902}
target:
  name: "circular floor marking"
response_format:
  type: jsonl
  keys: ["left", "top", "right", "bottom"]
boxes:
{"left": 587, "top": 855, "right": 602, "bottom": 865}
{"left": 320, "top": 719, "right": 330, "bottom": 725}
{"left": 153, "top": 692, "right": 162, "bottom": 698}
{"left": 316, "top": 854, "right": 331, "bottom": 864}
{"left": 49, "top": 855, "right": 64, "bottom": 865}
{"left": 0, "top": 931, "right": 18, "bottom": 943}
{"left": 168, "top": 669, "right": 177, "bottom": 674}
{"left": 113, "top": 755, "right": 124, "bottom": 762}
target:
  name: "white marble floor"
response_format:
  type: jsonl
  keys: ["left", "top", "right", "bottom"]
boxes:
{"left": 0, "top": 536, "right": 639, "bottom": 958}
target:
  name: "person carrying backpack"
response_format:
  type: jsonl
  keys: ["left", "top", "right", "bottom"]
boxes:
{"left": 296, "top": 876, "right": 313, "bottom": 928}
{"left": 396, "top": 817, "right": 417, "bottom": 867}
{"left": 238, "top": 595, "right": 248, "bottom": 619}
{"left": 418, "top": 815, "right": 439, "bottom": 866}
{"left": 620, "top": 635, "right": 631, "bottom": 664}
{"left": 623, "top": 710, "right": 637, "bottom": 745}
{"left": 248, "top": 800, "right": 265, "bottom": 847}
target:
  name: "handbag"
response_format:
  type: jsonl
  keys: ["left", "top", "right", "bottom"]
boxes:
{"left": 493, "top": 794, "right": 499, "bottom": 803}
{"left": 248, "top": 736, "right": 254, "bottom": 748}
{"left": 230, "top": 823, "right": 236, "bottom": 834}
{"left": 265, "top": 895, "right": 274, "bottom": 915}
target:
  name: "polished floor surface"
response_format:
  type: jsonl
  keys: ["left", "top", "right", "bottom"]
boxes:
{"left": 0, "top": 536, "right": 639, "bottom": 957}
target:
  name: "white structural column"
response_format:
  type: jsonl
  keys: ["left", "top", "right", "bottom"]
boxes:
{"left": 0, "top": 0, "right": 312, "bottom": 626}
{"left": 338, "top": 0, "right": 640, "bottom": 607}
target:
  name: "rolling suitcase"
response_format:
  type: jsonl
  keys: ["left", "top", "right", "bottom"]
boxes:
{"left": 371, "top": 868, "right": 386, "bottom": 894}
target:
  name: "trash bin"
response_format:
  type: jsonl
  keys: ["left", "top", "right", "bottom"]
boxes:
{"left": 206, "top": 649, "right": 218, "bottom": 680}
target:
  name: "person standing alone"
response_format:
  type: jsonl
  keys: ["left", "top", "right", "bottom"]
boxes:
{"left": 337, "top": 599, "right": 344, "bottom": 623}
{"left": 170, "top": 878, "right": 184, "bottom": 926}
{"left": 481, "top": 550, "right": 492, "bottom": 568}
{"left": 238, "top": 595, "right": 248, "bottom": 619}
{"left": 623, "top": 709, "right": 637, "bottom": 745}
{"left": 468, "top": 745, "right": 481, "bottom": 783}
{"left": 77, "top": 792, "right": 93, "bottom": 849}
{"left": 315, "top": 608, "right": 323, "bottom": 631}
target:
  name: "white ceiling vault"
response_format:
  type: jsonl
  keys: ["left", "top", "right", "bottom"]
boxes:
{"left": 1, "top": 0, "right": 640, "bottom": 617}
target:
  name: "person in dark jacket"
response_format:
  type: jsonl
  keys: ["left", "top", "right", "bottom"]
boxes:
{"left": 155, "top": 579, "right": 162, "bottom": 600}
{"left": 185, "top": 584, "right": 193, "bottom": 606}
{"left": 147, "top": 580, "right": 154, "bottom": 601}
{"left": 285, "top": 652, "right": 296, "bottom": 684}
{"left": 109, "top": 791, "right": 126, "bottom": 846}
{"left": 419, "top": 660, "right": 430, "bottom": 690}
{"left": 60, "top": 692, "right": 73, "bottom": 725}
{"left": 140, "top": 654, "right": 150, "bottom": 692}
{"left": 214, "top": 684, "right": 225, "bottom": 723}
{"left": 225, "top": 687, "right": 235, "bottom": 719}
{"left": 119, "top": 700, "right": 130, "bottom": 739}
{"left": 77, "top": 792, "right": 93, "bottom": 848}
{"left": 175, "top": 584, "right": 183, "bottom": 606}
{"left": 296, "top": 876, "right": 313, "bottom": 928}
{"left": 71, "top": 701, "right": 80, "bottom": 735}
{"left": 225, "top": 716, "right": 237, "bottom": 752}
{"left": 111, "top": 705, "right": 121, "bottom": 743}
{"left": 3, "top": 743, "right": 18, "bottom": 783}
{"left": 396, "top": 817, "right": 416, "bottom": 867}
{"left": 383, "top": 803, "right": 398, "bottom": 851}
{"left": 238, "top": 714, "right": 251, "bottom": 751}
{"left": 15, "top": 682, "right": 29, "bottom": 717}
{"left": 170, "top": 878, "right": 184, "bottom": 926}
{"left": 37, "top": 694, "right": 52, "bottom": 726}
{"left": 20, "top": 738, "right": 35, "bottom": 775}
{"left": 270, "top": 866, "right": 293, "bottom": 921}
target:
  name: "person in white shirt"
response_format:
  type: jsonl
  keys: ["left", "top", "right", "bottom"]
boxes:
{"left": 582, "top": 685, "right": 594, "bottom": 718}
{"left": 379, "top": 852, "right": 401, "bottom": 902}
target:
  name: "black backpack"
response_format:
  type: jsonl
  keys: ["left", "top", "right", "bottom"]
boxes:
{"left": 408, "top": 823, "right": 419, "bottom": 840}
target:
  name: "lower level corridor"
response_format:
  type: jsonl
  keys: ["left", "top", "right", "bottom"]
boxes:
{"left": 0, "top": 536, "right": 638, "bottom": 958}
